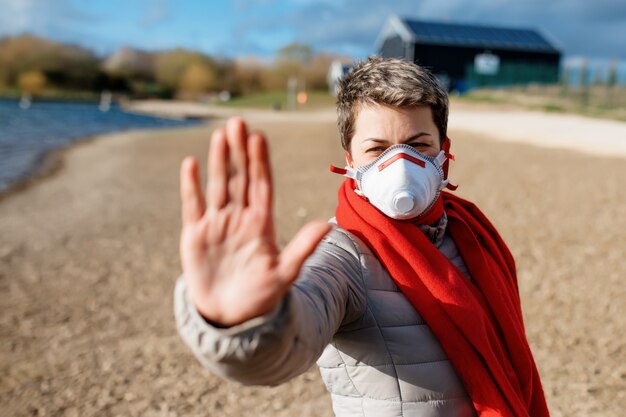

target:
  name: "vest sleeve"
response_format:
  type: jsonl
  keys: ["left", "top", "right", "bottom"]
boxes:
{"left": 173, "top": 227, "right": 366, "bottom": 386}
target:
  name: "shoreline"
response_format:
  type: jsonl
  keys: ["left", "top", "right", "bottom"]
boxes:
{"left": 0, "top": 98, "right": 206, "bottom": 200}
{"left": 124, "top": 99, "right": 338, "bottom": 122}
{"left": 0, "top": 124, "right": 210, "bottom": 202}
{"left": 0, "top": 135, "right": 94, "bottom": 202}
{"left": 0, "top": 102, "right": 332, "bottom": 202}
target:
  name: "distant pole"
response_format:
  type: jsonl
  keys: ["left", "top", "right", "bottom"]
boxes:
{"left": 99, "top": 90, "right": 112, "bottom": 112}
{"left": 607, "top": 59, "right": 618, "bottom": 88}
{"left": 580, "top": 58, "right": 589, "bottom": 107}
{"left": 287, "top": 77, "right": 298, "bottom": 110}
{"left": 19, "top": 92, "right": 32, "bottom": 110}
{"left": 560, "top": 63, "right": 569, "bottom": 97}
{"left": 607, "top": 59, "right": 618, "bottom": 107}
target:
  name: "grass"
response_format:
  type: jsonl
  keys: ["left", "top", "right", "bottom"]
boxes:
{"left": 0, "top": 88, "right": 100, "bottom": 101}
{"left": 0, "top": 87, "right": 338, "bottom": 112}
{"left": 543, "top": 104, "right": 565, "bottom": 113}
{"left": 457, "top": 84, "right": 626, "bottom": 122}
{"left": 218, "top": 90, "right": 336, "bottom": 110}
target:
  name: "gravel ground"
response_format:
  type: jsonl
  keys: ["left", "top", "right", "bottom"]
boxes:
{"left": 0, "top": 110, "right": 624, "bottom": 416}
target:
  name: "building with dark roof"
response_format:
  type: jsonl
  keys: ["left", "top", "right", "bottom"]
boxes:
{"left": 376, "top": 15, "right": 562, "bottom": 92}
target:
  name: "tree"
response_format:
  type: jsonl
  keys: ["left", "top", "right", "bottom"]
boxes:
{"left": 179, "top": 62, "right": 217, "bottom": 97}
{"left": 0, "top": 35, "right": 99, "bottom": 90}
{"left": 263, "top": 43, "right": 315, "bottom": 90}
{"left": 303, "top": 53, "right": 349, "bottom": 91}
{"left": 102, "top": 47, "right": 155, "bottom": 80}
{"left": 154, "top": 48, "right": 217, "bottom": 93}
{"left": 276, "top": 43, "right": 313, "bottom": 65}
{"left": 232, "top": 57, "right": 266, "bottom": 95}
{"left": 0, "top": 66, "right": 8, "bottom": 88}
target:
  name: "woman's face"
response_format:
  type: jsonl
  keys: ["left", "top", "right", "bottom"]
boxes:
{"left": 349, "top": 104, "right": 441, "bottom": 168}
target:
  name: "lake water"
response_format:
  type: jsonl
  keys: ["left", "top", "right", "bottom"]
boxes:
{"left": 0, "top": 98, "right": 201, "bottom": 193}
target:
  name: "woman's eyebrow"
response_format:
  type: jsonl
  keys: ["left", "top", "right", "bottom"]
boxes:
{"left": 363, "top": 138, "right": 390, "bottom": 144}
{"left": 363, "top": 132, "right": 432, "bottom": 144}
{"left": 403, "top": 132, "right": 432, "bottom": 142}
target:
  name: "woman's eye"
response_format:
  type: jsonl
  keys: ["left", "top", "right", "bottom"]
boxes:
{"left": 409, "top": 142, "right": 427, "bottom": 148}
{"left": 367, "top": 146, "right": 386, "bottom": 153}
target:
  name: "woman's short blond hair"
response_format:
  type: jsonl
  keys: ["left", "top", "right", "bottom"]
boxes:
{"left": 336, "top": 56, "right": 449, "bottom": 152}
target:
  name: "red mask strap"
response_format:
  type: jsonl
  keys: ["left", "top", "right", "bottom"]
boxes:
{"left": 442, "top": 137, "right": 455, "bottom": 162}
{"left": 441, "top": 136, "right": 458, "bottom": 190}
{"left": 344, "top": 150, "right": 354, "bottom": 168}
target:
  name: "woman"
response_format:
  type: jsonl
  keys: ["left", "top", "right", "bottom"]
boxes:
{"left": 175, "top": 57, "right": 550, "bottom": 417}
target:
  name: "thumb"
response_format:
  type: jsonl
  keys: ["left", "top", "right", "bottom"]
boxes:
{"left": 277, "top": 220, "right": 332, "bottom": 285}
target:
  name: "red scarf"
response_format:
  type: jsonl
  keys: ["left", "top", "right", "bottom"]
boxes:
{"left": 336, "top": 180, "right": 549, "bottom": 417}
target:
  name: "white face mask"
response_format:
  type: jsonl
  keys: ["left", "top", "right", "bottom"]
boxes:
{"left": 332, "top": 144, "right": 449, "bottom": 220}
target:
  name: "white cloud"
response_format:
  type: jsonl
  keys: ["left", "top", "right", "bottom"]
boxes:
{"left": 0, "top": 0, "right": 33, "bottom": 31}
{"left": 0, "top": 0, "right": 98, "bottom": 37}
{"left": 139, "top": 0, "right": 171, "bottom": 28}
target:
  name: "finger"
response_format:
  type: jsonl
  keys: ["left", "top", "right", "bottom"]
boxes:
{"left": 247, "top": 132, "right": 272, "bottom": 218}
{"left": 277, "top": 220, "right": 332, "bottom": 285}
{"left": 207, "top": 128, "right": 228, "bottom": 210}
{"left": 180, "top": 157, "right": 206, "bottom": 225}
{"left": 226, "top": 117, "right": 249, "bottom": 206}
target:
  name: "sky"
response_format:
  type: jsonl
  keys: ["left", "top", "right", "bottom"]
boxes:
{"left": 0, "top": 0, "right": 624, "bottom": 66}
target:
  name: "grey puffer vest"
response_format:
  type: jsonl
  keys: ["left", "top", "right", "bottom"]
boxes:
{"left": 174, "top": 217, "right": 478, "bottom": 417}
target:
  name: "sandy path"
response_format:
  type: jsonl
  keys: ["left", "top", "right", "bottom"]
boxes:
{"left": 448, "top": 108, "right": 626, "bottom": 158}
{"left": 1, "top": 108, "right": 624, "bottom": 416}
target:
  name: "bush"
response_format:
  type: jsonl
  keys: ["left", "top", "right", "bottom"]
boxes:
{"left": 18, "top": 70, "right": 47, "bottom": 94}
{"left": 178, "top": 62, "right": 217, "bottom": 98}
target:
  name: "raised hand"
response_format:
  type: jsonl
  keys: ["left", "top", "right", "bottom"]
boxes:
{"left": 179, "top": 117, "right": 331, "bottom": 327}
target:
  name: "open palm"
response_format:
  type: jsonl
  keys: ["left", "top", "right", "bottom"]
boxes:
{"left": 179, "top": 117, "right": 331, "bottom": 327}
